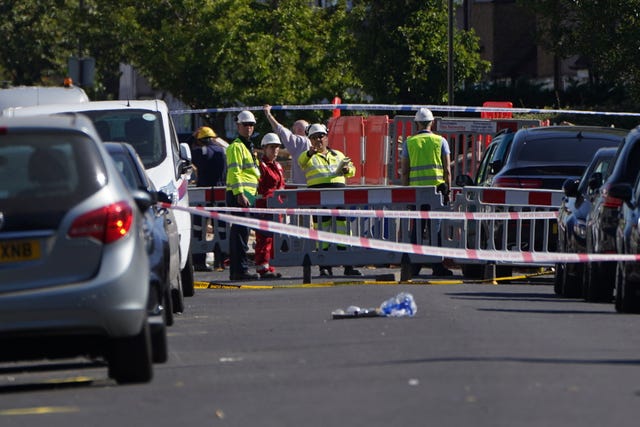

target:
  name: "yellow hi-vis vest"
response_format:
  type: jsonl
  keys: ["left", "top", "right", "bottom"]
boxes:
{"left": 405, "top": 132, "right": 445, "bottom": 186}
{"left": 298, "top": 149, "right": 355, "bottom": 187}
{"left": 226, "top": 138, "right": 260, "bottom": 197}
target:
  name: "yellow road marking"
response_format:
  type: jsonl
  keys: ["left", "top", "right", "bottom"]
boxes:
{"left": 0, "top": 406, "right": 80, "bottom": 416}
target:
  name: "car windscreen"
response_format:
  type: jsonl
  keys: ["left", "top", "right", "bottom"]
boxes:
{"left": 81, "top": 109, "right": 166, "bottom": 169}
{"left": 108, "top": 150, "right": 145, "bottom": 191}
{"left": 0, "top": 132, "right": 106, "bottom": 230}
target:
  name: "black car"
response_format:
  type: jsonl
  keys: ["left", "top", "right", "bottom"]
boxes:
{"left": 554, "top": 147, "right": 616, "bottom": 297}
{"left": 584, "top": 126, "right": 640, "bottom": 302}
{"left": 610, "top": 177, "right": 640, "bottom": 313}
{"left": 105, "top": 143, "right": 183, "bottom": 336}
{"left": 489, "top": 126, "right": 627, "bottom": 190}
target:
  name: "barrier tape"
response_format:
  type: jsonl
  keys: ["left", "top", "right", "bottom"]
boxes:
{"left": 166, "top": 203, "right": 640, "bottom": 264}
{"left": 170, "top": 103, "right": 640, "bottom": 118}
{"left": 194, "top": 205, "right": 558, "bottom": 220}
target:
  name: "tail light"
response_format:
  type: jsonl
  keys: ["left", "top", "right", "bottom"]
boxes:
{"left": 600, "top": 184, "right": 623, "bottom": 209}
{"left": 68, "top": 201, "right": 134, "bottom": 244}
{"left": 493, "top": 177, "right": 543, "bottom": 188}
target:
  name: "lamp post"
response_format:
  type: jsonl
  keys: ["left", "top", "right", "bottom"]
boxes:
{"left": 448, "top": 0, "right": 454, "bottom": 113}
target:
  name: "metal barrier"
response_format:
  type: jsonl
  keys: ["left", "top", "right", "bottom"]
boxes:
{"left": 441, "top": 186, "right": 563, "bottom": 278}
{"left": 267, "top": 186, "right": 449, "bottom": 282}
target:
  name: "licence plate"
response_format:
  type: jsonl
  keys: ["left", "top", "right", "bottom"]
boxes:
{"left": 0, "top": 239, "right": 41, "bottom": 263}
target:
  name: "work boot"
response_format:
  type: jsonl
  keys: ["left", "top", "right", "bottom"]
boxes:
{"left": 319, "top": 267, "right": 333, "bottom": 277}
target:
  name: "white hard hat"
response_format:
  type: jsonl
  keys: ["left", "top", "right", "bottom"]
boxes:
{"left": 261, "top": 132, "right": 281, "bottom": 147}
{"left": 414, "top": 108, "right": 434, "bottom": 122}
{"left": 236, "top": 110, "right": 256, "bottom": 124}
{"left": 305, "top": 123, "right": 328, "bottom": 137}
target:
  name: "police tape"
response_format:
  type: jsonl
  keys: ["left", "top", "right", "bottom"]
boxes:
{"left": 169, "top": 103, "right": 640, "bottom": 118}
{"left": 167, "top": 203, "right": 640, "bottom": 264}
{"left": 196, "top": 205, "right": 559, "bottom": 220}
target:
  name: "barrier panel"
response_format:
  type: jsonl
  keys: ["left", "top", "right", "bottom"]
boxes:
{"left": 363, "top": 115, "right": 390, "bottom": 185}
{"left": 441, "top": 186, "right": 563, "bottom": 278}
{"left": 267, "top": 186, "right": 450, "bottom": 282}
{"left": 188, "top": 186, "right": 229, "bottom": 266}
{"left": 327, "top": 116, "right": 365, "bottom": 185}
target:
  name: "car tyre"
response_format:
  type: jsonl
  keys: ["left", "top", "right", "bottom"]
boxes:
{"left": 107, "top": 321, "right": 153, "bottom": 384}
{"left": 181, "top": 254, "right": 195, "bottom": 297}
{"left": 561, "top": 263, "right": 581, "bottom": 298}
{"left": 149, "top": 318, "right": 168, "bottom": 364}
{"left": 163, "top": 286, "right": 174, "bottom": 326}
{"left": 554, "top": 263, "right": 565, "bottom": 296}
{"left": 585, "top": 262, "right": 614, "bottom": 302}
{"left": 615, "top": 261, "right": 640, "bottom": 313}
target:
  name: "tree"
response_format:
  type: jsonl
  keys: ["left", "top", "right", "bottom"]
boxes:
{"left": 521, "top": 0, "right": 640, "bottom": 102}
{"left": 348, "top": 0, "right": 490, "bottom": 104}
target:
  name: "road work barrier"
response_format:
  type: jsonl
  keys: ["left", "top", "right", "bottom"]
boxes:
{"left": 441, "top": 186, "right": 564, "bottom": 279}
{"left": 184, "top": 184, "right": 640, "bottom": 284}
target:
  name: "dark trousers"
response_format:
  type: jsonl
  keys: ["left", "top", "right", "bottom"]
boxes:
{"left": 226, "top": 190, "right": 250, "bottom": 277}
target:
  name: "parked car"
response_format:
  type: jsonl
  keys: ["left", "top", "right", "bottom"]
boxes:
{"left": 104, "top": 142, "right": 183, "bottom": 329}
{"left": 610, "top": 176, "right": 640, "bottom": 313}
{"left": 585, "top": 126, "right": 640, "bottom": 302}
{"left": 0, "top": 115, "right": 154, "bottom": 383}
{"left": 3, "top": 100, "right": 196, "bottom": 299}
{"left": 554, "top": 147, "right": 617, "bottom": 297}
{"left": 488, "top": 125, "right": 627, "bottom": 190}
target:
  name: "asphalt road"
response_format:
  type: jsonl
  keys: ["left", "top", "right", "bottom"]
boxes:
{"left": 2, "top": 267, "right": 640, "bottom": 427}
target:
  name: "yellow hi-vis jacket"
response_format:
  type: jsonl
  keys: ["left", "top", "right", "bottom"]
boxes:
{"left": 298, "top": 148, "right": 355, "bottom": 187}
{"left": 405, "top": 132, "right": 445, "bottom": 186}
{"left": 226, "top": 137, "right": 260, "bottom": 198}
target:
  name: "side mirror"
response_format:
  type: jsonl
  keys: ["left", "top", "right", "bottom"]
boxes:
{"left": 156, "top": 190, "right": 172, "bottom": 204}
{"left": 562, "top": 178, "right": 580, "bottom": 198}
{"left": 179, "top": 142, "right": 192, "bottom": 162}
{"left": 131, "top": 189, "right": 154, "bottom": 212}
{"left": 455, "top": 174, "right": 474, "bottom": 187}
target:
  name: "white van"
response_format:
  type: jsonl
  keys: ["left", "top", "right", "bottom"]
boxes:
{"left": 0, "top": 85, "right": 89, "bottom": 112}
{"left": 4, "top": 100, "right": 195, "bottom": 296}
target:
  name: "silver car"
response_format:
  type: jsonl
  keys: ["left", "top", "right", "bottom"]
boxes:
{"left": 0, "top": 114, "right": 154, "bottom": 384}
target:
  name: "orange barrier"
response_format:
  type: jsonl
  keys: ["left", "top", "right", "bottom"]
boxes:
{"left": 363, "top": 115, "right": 390, "bottom": 185}
{"left": 328, "top": 116, "right": 365, "bottom": 185}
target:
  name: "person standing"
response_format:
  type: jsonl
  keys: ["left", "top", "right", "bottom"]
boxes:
{"left": 401, "top": 108, "right": 453, "bottom": 276}
{"left": 254, "top": 133, "right": 286, "bottom": 279}
{"left": 298, "top": 123, "right": 362, "bottom": 277}
{"left": 191, "top": 126, "right": 227, "bottom": 272}
{"left": 263, "top": 104, "right": 310, "bottom": 184}
{"left": 226, "top": 110, "right": 261, "bottom": 281}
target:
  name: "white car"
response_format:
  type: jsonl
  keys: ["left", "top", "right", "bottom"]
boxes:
{"left": 3, "top": 100, "right": 195, "bottom": 298}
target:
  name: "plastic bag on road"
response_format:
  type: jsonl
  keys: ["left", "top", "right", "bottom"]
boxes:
{"left": 331, "top": 292, "right": 417, "bottom": 319}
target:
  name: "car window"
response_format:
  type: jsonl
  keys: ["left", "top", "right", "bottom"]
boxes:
{"left": 0, "top": 133, "right": 106, "bottom": 229}
{"left": 168, "top": 117, "right": 182, "bottom": 180}
{"left": 474, "top": 142, "right": 496, "bottom": 185}
{"left": 108, "top": 150, "right": 145, "bottom": 191}
{"left": 82, "top": 109, "right": 166, "bottom": 169}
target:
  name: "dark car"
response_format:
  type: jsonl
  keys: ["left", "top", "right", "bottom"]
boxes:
{"left": 104, "top": 143, "right": 183, "bottom": 330}
{"left": 489, "top": 126, "right": 627, "bottom": 190}
{"left": 610, "top": 177, "right": 640, "bottom": 313}
{"left": 584, "top": 126, "right": 640, "bottom": 302}
{"left": 554, "top": 147, "right": 617, "bottom": 297}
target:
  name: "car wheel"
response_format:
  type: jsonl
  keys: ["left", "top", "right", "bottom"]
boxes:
{"left": 107, "top": 321, "right": 153, "bottom": 384}
{"left": 554, "top": 263, "right": 565, "bottom": 296}
{"left": 163, "top": 287, "right": 174, "bottom": 326}
{"left": 585, "top": 262, "right": 614, "bottom": 302}
{"left": 561, "top": 263, "right": 581, "bottom": 298}
{"left": 615, "top": 262, "right": 624, "bottom": 312}
{"left": 616, "top": 262, "right": 640, "bottom": 313}
{"left": 181, "top": 254, "right": 195, "bottom": 297}
{"left": 149, "top": 318, "right": 168, "bottom": 364}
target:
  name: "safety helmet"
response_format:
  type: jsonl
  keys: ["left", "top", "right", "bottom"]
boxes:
{"left": 261, "top": 132, "right": 282, "bottom": 147}
{"left": 236, "top": 110, "right": 256, "bottom": 124}
{"left": 414, "top": 108, "right": 434, "bottom": 122}
{"left": 196, "top": 126, "right": 217, "bottom": 139}
{"left": 305, "top": 123, "right": 328, "bottom": 137}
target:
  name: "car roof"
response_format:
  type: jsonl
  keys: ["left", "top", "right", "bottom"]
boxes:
{"left": 515, "top": 125, "right": 628, "bottom": 140}
{"left": 0, "top": 113, "right": 98, "bottom": 138}
{"left": 3, "top": 99, "right": 167, "bottom": 117}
